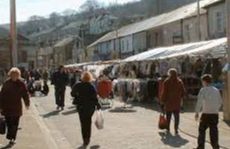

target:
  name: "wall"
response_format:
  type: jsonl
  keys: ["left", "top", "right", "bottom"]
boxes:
{"left": 183, "top": 14, "right": 208, "bottom": 43}
{"left": 208, "top": 2, "right": 226, "bottom": 39}
{"left": 147, "top": 28, "right": 164, "bottom": 49}
{"left": 162, "top": 21, "right": 183, "bottom": 46}
{"left": 133, "top": 32, "right": 147, "bottom": 54}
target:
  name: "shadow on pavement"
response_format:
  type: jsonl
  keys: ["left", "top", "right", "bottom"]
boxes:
{"left": 130, "top": 100, "right": 196, "bottom": 113}
{"left": 223, "top": 120, "right": 230, "bottom": 127}
{"left": 0, "top": 143, "right": 14, "bottom": 149}
{"left": 158, "top": 132, "right": 189, "bottom": 148}
{"left": 62, "top": 109, "right": 78, "bottom": 115}
{"left": 109, "top": 107, "right": 137, "bottom": 113}
{"left": 76, "top": 145, "right": 86, "bottom": 149}
{"left": 41, "top": 110, "right": 60, "bottom": 118}
{"left": 90, "top": 145, "right": 100, "bottom": 149}
{"left": 68, "top": 106, "right": 76, "bottom": 109}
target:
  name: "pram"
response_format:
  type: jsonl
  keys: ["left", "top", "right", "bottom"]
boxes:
{"left": 97, "top": 79, "right": 113, "bottom": 108}
{"left": 34, "top": 80, "right": 42, "bottom": 91}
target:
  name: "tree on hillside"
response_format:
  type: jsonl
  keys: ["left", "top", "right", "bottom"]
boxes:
{"left": 80, "top": 0, "right": 101, "bottom": 12}
{"left": 61, "top": 9, "right": 77, "bottom": 23}
{"left": 49, "top": 12, "right": 62, "bottom": 27}
{"left": 22, "top": 15, "right": 46, "bottom": 35}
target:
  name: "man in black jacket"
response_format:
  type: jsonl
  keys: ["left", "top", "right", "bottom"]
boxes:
{"left": 51, "top": 65, "right": 68, "bottom": 110}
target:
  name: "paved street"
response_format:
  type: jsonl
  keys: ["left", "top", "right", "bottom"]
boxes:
{"left": 1, "top": 84, "right": 229, "bottom": 149}
{"left": 29, "top": 85, "right": 230, "bottom": 149}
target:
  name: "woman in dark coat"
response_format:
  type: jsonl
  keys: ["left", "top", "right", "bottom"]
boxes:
{"left": 0, "top": 67, "right": 30, "bottom": 145}
{"left": 71, "top": 71, "right": 101, "bottom": 147}
{"left": 161, "top": 68, "right": 185, "bottom": 134}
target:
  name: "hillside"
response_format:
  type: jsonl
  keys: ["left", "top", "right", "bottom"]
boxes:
{"left": 1, "top": 0, "right": 196, "bottom": 41}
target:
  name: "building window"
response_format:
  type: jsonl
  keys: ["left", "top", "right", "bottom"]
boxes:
{"left": 216, "top": 11, "right": 224, "bottom": 32}
{"left": 121, "top": 40, "right": 125, "bottom": 52}
{"left": 184, "top": 24, "right": 191, "bottom": 42}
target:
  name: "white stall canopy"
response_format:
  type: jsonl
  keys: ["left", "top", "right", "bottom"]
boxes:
{"left": 123, "top": 38, "right": 227, "bottom": 62}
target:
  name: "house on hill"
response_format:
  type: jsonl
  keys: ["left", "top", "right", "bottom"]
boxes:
{"left": 0, "top": 27, "right": 36, "bottom": 70}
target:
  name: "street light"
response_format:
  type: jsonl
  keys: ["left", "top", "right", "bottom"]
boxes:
{"left": 10, "top": 0, "right": 18, "bottom": 67}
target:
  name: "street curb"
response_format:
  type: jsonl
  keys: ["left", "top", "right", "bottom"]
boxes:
{"left": 31, "top": 97, "right": 74, "bottom": 149}
{"left": 30, "top": 101, "right": 59, "bottom": 149}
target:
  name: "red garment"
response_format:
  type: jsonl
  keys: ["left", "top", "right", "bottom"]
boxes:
{"left": 97, "top": 80, "right": 112, "bottom": 98}
{"left": 0, "top": 79, "right": 30, "bottom": 116}
{"left": 161, "top": 77, "right": 185, "bottom": 112}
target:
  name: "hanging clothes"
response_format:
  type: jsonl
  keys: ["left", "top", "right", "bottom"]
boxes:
{"left": 147, "top": 79, "right": 158, "bottom": 100}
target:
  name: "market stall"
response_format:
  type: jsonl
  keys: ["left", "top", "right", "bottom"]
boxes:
{"left": 109, "top": 38, "right": 227, "bottom": 103}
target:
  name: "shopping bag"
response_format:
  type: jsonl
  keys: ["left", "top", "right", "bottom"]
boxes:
{"left": 158, "top": 113, "right": 168, "bottom": 130}
{"left": 0, "top": 116, "right": 6, "bottom": 135}
{"left": 95, "top": 110, "right": 104, "bottom": 130}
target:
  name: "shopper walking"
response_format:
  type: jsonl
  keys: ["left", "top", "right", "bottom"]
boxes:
{"left": 71, "top": 71, "right": 101, "bottom": 147}
{"left": 195, "top": 74, "right": 222, "bottom": 149}
{"left": 161, "top": 68, "right": 185, "bottom": 134}
{"left": 0, "top": 67, "right": 30, "bottom": 145}
{"left": 51, "top": 65, "right": 68, "bottom": 110}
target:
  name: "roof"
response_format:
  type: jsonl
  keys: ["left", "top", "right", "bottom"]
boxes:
{"left": 0, "top": 27, "right": 30, "bottom": 41}
{"left": 123, "top": 38, "right": 227, "bottom": 62}
{"left": 0, "top": 27, "right": 10, "bottom": 39}
{"left": 88, "top": 0, "right": 218, "bottom": 48}
{"left": 203, "top": 0, "right": 225, "bottom": 8}
{"left": 54, "top": 36, "right": 81, "bottom": 48}
{"left": 29, "top": 28, "right": 56, "bottom": 39}
{"left": 61, "top": 20, "right": 88, "bottom": 30}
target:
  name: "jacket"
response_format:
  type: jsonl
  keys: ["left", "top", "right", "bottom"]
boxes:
{"left": 71, "top": 82, "right": 101, "bottom": 110}
{"left": 51, "top": 71, "right": 68, "bottom": 89}
{"left": 161, "top": 76, "right": 185, "bottom": 112}
{"left": 0, "top": 79, "right": 30, "bottom": 116}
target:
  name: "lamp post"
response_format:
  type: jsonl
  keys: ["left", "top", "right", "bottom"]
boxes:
{"left": 10, "top": 0, "right": 18, "bottom": 67}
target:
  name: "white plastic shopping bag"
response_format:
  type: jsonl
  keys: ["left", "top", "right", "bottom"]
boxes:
{"left": 95, "top": 110, "right": 104, "bottom": 130}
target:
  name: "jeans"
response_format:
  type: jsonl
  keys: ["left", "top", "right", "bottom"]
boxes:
{"left": 166, "top": 111, "right": 180, "bottom": 132}
{"left": 197, "top": 114, "right": 219, "bottom": 149}
{"left": 5, "top": 116, "right": 20, "bottom": 140}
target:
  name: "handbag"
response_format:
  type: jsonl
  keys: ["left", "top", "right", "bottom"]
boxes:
{"left": 158, "top": 113, "right": 168, "bottom": 130}
{"left": 95, "top": 110, "right": 104, "bottom": 130}
{"left": 0, "top": 116, "right": 6, "bottom": 135}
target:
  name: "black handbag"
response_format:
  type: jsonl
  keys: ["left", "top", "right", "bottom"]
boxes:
{"left": 0, "top": 117, "right": 6, "bottom": 135}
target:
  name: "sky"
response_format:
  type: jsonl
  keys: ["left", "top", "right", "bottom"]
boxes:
{"left": 0, "top": 0, "right": 139, "bottom": 24}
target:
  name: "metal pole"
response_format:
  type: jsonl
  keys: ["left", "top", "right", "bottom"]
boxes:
{"left": 10, "top": 0, "right": 18, "bottom": 67}
{"left": 224, "top": 0, "right": 230, "bottom": 121}
{"left": 197, "top": 0, "right": 201, "bottom": 41}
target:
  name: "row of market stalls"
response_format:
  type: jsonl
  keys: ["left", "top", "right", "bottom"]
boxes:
{"left": 65, "top": 38, "right": 228, "bottom": 103}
